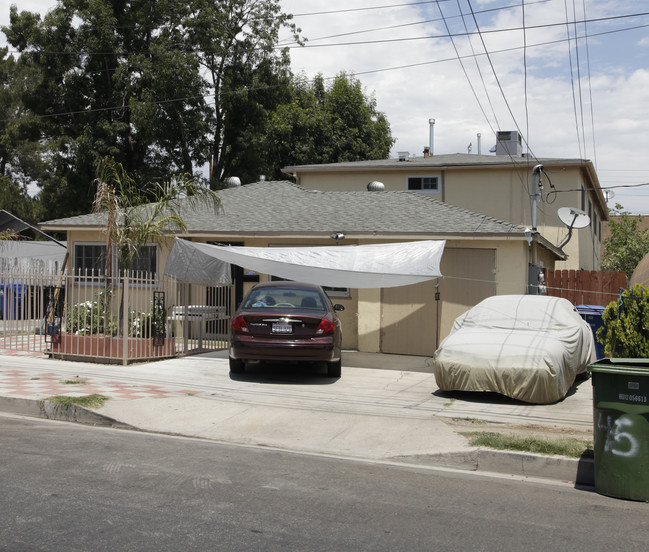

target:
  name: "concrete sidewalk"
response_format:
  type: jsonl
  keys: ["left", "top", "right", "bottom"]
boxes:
{"left": 0, "top": 349, "right": 595, "bottom": 484}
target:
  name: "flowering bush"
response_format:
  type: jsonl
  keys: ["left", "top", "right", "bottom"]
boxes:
{"left": 66, "top": 290, "right": 117, "bottom": 335}
{"left": 66, "top": 290, "right": 166, "bottom": 339}
{"left": 128, "top": 302, "right": 166, "bottom": 338}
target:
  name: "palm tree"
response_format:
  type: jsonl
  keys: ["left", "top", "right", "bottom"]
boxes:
{"left": 92, "top": 157, "right": 220, "bottom": 334}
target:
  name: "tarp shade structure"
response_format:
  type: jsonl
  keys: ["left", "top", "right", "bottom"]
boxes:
{"left": 164, "top": 238, "right": 445, "bottom": 288}
{"left": 0, "top": 240, "right": 68, "bottom": 272}
{"left": 0, "top": 209, "right": 66, "bottom": 247}
{"left": 163, "top": 239, "right": 233, "bottom": 285}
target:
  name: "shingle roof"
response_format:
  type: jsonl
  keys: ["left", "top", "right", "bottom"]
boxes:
{"left": 40, "top": 180, "right": 527, "bottom": 237}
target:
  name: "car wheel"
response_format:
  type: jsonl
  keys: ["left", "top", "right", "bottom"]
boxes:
{"left": 229, "top": 357, "right": 245, "bottom": 373}
{"left": 327, "top": 359, "right": 341, "bottom": 378}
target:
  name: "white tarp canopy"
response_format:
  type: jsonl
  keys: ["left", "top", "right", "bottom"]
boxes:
{"left": 164, "top": 238, "right": 445, "bottom": 288}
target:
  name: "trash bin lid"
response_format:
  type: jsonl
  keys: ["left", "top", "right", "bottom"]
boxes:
{"left": 588, "top": 358, "right": 649, "bottom": 375}
{"left": 577, "top": 304, "right": 605, "bottom": 314}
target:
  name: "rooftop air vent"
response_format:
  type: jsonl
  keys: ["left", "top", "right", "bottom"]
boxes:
{"left": 367, "top": 181, "right": 385, "bottom": 191}
{"left": 397, "top": 151, "right": 410, "bottom": 162}
{"left": 225, "top": 176, "right": 241, "bottom": 188}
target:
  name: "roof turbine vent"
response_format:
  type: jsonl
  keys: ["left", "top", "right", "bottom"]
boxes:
{"left": 225, "top": 176, "right": 241, "bottom": 188}
{"left": 367, "top": 180, "right": 385, "bottom": 191}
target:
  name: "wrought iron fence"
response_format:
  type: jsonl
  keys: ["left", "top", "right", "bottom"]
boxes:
{"left": 0, "top": 268, "right": 233, "bottom": 364}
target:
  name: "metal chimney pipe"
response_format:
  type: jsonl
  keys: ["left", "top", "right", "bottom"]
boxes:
{"left": 477, "top": 133, "right": 481, "bottom": 155}
{"left": 429, "top": 118, "right": 435, "bottom": 156}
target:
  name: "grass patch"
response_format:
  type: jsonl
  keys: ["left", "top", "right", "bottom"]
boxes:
{"left": 462, "top": 431, "right": 593, "bottom": 459}
{"left": 61, "top": 378, "right": 87, "bottom": 385}
{"left": 443, "top": 398, "right": 456, "bottom": 407}
{"left": 48, "top": 394, "right": 108, "bottom": 409}
{"left": 451, "top": 417, "right": 487, "bottom": 425}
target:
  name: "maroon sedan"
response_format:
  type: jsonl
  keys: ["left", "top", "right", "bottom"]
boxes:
{"left": 229, "top": 281, "right": 345, "bottom": 377}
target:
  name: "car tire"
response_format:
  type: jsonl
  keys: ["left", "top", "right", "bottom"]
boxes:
{"left": 327, "top": 359, "right": 341, "bottom": 378}
{"left": 229, "top": 357, "right": 245, "bottom": 373}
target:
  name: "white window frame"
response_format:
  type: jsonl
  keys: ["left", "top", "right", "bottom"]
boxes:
{"left": 406, "top": 174, "right": 442, "bottom": 193}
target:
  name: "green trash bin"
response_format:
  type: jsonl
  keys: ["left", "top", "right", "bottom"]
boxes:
{"left": 588, "top": 359, "right": 649, "bottom": 501}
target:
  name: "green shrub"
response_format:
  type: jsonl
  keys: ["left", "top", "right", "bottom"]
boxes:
{"left": 597, "top": 284, "right": 649, "bottom": 358}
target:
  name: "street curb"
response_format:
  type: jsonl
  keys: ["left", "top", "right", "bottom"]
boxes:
{"left": 397, "top": 449, "right": 594, "bottom": 487}
{"left": 0, "top": 396, "right": 134, "bottom": 429}
{"left": 0, "top": 396, "right": 594, "bottom": 486}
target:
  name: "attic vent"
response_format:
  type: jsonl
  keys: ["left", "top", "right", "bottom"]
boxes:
{"left": 225, "top": 176, "right": 241, "bottom": 188}
{"left": 367, "top": 181, "right": 385, "bottom": 191}
{"left": 397, "top": 151, "right": 410, "bottom": 162}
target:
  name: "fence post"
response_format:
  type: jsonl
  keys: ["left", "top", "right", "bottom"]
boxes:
{"left": 122, "top": 272, "right": 129, "bottom": 365}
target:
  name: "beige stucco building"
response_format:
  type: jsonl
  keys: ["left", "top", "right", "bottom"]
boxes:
{"left": 283, "top": 137, "right": 607, "bottom": 273}
{"left": 41, "top": 179, "right": 567, "bottom": 356}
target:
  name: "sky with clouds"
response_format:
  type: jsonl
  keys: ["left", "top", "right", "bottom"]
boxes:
{"left": 3, "top": 1, "right": 649, "bottom": 213}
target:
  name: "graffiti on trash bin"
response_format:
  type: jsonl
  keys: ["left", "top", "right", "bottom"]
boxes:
{"left": 597, "top": 412, "right": 640, "bottom": 458}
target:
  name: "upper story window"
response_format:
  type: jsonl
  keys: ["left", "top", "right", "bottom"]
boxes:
{"left": 407, "top": 174, "right": 441, "bottom": 193}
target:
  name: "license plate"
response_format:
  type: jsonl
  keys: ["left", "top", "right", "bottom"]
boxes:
{"left": 272, "top": 323, "right": 293, "bottom": 334}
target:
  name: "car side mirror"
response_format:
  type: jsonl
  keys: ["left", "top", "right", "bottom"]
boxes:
{"left": 333, "top": 304, "right": 345, "bottom": 311}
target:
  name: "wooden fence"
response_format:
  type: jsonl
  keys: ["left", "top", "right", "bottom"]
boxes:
{"left": 543, "top": 269, "right": 627, "bottom": 307}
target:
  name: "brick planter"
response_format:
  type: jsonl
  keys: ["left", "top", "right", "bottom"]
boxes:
{"left": 50, "top": 333, "right": 175, "bottom": 364}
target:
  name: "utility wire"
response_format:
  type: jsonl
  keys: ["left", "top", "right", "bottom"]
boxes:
{"left": 4, "top": 22, "right": 647, "bottom": 125}
{"left": 279, "top": 0, "right": 550, "bottom": 45}
{"left": 464, "top": 0, "right": 539, "bottom": 162}
{"left": 6, "top": 11, "right": 648, "bottom": 56}
{"left": 582, "top": 0, "right": 598, "bottom": 171}
{"left": 280, "top": 11, "right": 649, "bottom": 49}
{"left": 290, "top": 0, "right": 452, "bottom": 17}
{"left": 434, "top": 0, "right": 498, "bottom": 136}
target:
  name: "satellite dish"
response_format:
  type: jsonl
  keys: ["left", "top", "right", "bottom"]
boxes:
{"left": 605, "top": 190, "right": 616, "bottom": 202}
{"left": 558, "top": 207, "right": 590, "bottom": 229}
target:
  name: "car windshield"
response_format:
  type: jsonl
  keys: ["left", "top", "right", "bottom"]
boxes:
{"left": 242, "top": 288, "right": 326, "bottom": 310}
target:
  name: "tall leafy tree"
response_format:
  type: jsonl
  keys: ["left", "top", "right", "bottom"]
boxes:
{"left": 602, "top": 204, "right": 649, "bottom": 278}
{"left": 180, "top": 0, "right": 300, "bottom": 185}
{"left": 259, "top": 73, "right": 395, "bottom": 180}
{"left": 2, "top": 1, "right": 213, "bottom": 218}
{"left": 2, "top": 2, "right": 394, "bottom": 215}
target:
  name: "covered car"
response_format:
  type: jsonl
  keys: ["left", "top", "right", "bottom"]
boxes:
{"left": 432, "top": 295, "right": 595, "bottom": 404}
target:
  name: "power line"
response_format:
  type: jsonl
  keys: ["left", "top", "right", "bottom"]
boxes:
{"left": 3, "top": 20, "right": 647, "bottom": 126}
{"left": 5, "top": 11, "right": 648, "bottom": 57}
{"left": 434, "top": 0, "right": 498, "bottom": 135}
{"left": 463, "top": 0, "right": 539, "bottom": 162}
{"left": 280, "top": 0, "right": 550, "bottom": 44}
{"left": 290, "top": 1, "right": 452, "bottom": 17}
{"left": 280, "top": 11, "right": 649, "bottom": 49}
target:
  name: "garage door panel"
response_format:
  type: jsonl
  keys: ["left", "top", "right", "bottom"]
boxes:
{"left": 380, "top": 248, "right": 495, "bottom": 356}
